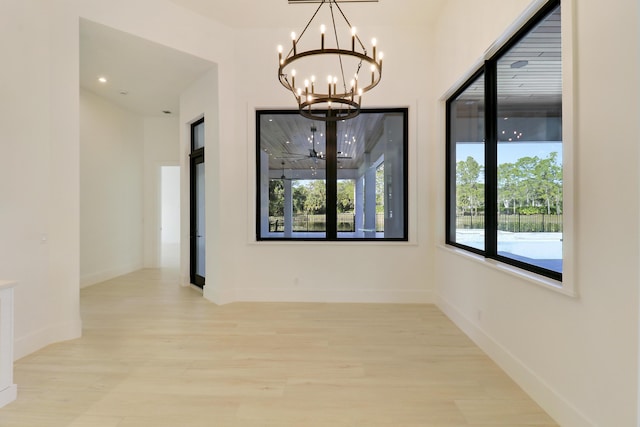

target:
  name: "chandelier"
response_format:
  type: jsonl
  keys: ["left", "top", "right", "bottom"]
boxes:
{"left": 277, "top": 0, "right": 383, "bottom": 121}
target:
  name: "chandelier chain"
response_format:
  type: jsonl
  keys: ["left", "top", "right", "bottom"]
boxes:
{"left": 329, "top": 1, "right": 349, "bottom": 95}
{"left": 288, "top": 0, "right": 326, "bottom": 57}
{"left": 332, "top": 0, "right": 367, "bottom": 53}
{"left": 277, "top": 0, "right": 383, "bottom": 121}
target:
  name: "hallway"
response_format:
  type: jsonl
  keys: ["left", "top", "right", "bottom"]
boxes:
{"left": 0, "top": 270, "right": 557, "bottom": 426}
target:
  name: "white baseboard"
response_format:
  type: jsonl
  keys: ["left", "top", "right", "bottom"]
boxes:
{"left": 436, "top": 294, "right": 594, "bottom": 427}
{"left": 232, "top": 288, "right": 434, "bottom": 304}
{"left": 0, "top": 384, "right": 17, "bottom": 408}
{"left": 80, "top": 262, "right": 143, "bottom": 288}
{"left": 14, "top": 319, "right": 82, "bottom": 360}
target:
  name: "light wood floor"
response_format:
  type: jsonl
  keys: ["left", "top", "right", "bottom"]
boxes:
{"left": 0, "top": 269, "right": 558, "bottom": 426}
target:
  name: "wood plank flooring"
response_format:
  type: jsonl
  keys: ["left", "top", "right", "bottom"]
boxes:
{"left": 0, "top": 269, "right": 558, "bottom": 426}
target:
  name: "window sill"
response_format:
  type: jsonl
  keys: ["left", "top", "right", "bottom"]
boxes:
{"left": 252, "top": 239, "right": 417, "bottom": 247}
{"left": 437, "top": 244, "right": 576, "bottom": 298}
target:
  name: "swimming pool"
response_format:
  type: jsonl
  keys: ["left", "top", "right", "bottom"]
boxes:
{"left": 455, "top": 230, "right": 563, "bottom": 273}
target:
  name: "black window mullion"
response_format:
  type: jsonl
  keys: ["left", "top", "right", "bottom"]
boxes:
{"left": 326, "top": 112, "right": 338, "bottom": 239}
{"left": 445, "top": 98, "right": 455, "bottom": 244}
{"left": 445, "top": 1, "right": 563, "bottom": 280}
{"left": 484, "top": 59, "right": 498, "bottom": 257}
{"left": 257, "top": 108, "right": 407, "bottom": 241}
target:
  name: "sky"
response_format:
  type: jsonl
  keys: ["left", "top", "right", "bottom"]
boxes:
{"left": 456, "top": 141, "right": 563, "bottom": 166}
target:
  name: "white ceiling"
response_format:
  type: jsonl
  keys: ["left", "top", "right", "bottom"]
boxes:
{"left": 79, "top": 19, "right": 215, "bottom": 117}
{"left": 168, "top": 0, "right": 446, "bottom": 28}
{"left": 79, "top": 1, "right": 445, "bottom": 117}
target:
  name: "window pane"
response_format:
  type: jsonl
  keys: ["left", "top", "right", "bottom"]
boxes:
{"left": 195, "top": 161, "right": 205, "bottom": 277}
{"left": 496, "top": 5, "right": 562, "bottom": 273}
{"left": 259, "top": 113, "right": 326, "bottom": 239}
{"left": 193, "top": 120, "right": 204, "bottom": 150}
{"left": 449, "top": 74, "right": 485, "bottom": 250}
{"left": 258, "top": 109, "right": 407, "bottom": 241}
{"left": 337, "top": 111, "right": 406, "bottom": 239}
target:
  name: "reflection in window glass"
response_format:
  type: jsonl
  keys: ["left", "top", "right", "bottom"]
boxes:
{"left": 259, "top": 114, "right": 326, "bottom": 239}
{"left": 496, "top": 4, "right": 562, "bottom": 273}
{"left": 446, "top": 0, "right": 562, "bottom": 281}
{"left": 257, "top": 110, "right": 407, "bottom": 241}
{"left": 337, "top": 179, "right": 356, "bottom": 232}
{"left": 448, "top": 73, "right": 485, "bottom": 251}
{"left": 336, "top": 111, "right": 406, "bottom": 239}
{"left": 193, "top": 120, "right": 205, "bottom": 150}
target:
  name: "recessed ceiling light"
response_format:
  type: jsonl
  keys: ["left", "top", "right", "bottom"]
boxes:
{"left": 98, "top": 77, "right": 107, "bottom": 83}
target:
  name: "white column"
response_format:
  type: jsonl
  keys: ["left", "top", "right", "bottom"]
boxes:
{"left": 363, "top": 163, "right": 377, "bottom": 238}
{"left": 260, "top": 151, "right": 270, "bottom": 236}
{"left": 383, "top": 115, "right": 404, "bottom": 238}
{"left": 284, "top": 179, "right": 293, "bottom": 237}
{"left": 354, "top": 176, "right": 364, "bottom": 238}
{"left": 0, "top": 281, "right": 17, "bottom": 408}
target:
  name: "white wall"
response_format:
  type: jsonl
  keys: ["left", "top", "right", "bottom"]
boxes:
{"left": 0, "top": 0, "right": 82, "bottom": 358}
{"left": 143, "top": 117, "right": 180, "bottom": 268}
{"left": 5, "top": 0, "right": 640, "bottom": 424}
{"left": 160, "top": 166, "right": 181, "bottom": 269}
{"left": 0, "top": 0, "right": 232, "bottom": 358}
{"left": 224, "top": 20, "right": 434, "bottom": 304}
{"left": 80, "top": 90, "right": 144, "bottom": 287}
{"left": 432, "top": 1, "right": 640, "bottom": 426}
{"left": 179, "top": 68, "right": 222, "bottom": 299}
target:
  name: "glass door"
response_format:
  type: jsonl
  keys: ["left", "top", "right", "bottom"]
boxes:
{"left": 190, "top": 118, "right": 205, "bottom": 287}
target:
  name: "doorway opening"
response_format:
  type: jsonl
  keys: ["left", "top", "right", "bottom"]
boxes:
{"left": 160, "top": 165, "right": 180, "bottom": 270}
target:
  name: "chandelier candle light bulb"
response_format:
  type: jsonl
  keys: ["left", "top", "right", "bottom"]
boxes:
{"left": 351, "top": 27, "right": 357, "bottom": 51}
{"left": 277, "top": 0, "right": 384, "bottom": 121}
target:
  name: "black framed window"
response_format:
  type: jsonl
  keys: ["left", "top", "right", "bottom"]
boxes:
{"left": 446, "top": 0, "right": 562, "bottom": 281}
{"left": 257, "top": 109, "right": 408, "bottom": 241}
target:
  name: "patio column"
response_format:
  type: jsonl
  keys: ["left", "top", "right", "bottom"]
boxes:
{"left": 284, "top": 179, "right": 293, "bottom": 237}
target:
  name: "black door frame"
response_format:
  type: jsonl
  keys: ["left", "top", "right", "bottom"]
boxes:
{"left": 190, "top": 118, "right": 205, "bottom": 288}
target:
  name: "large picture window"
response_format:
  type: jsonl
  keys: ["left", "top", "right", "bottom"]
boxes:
{"left": 257, "top": 109, "right": 408, "bottom": 241}
{"left": 446, "top": 0, "right": 562, "bottom": 281}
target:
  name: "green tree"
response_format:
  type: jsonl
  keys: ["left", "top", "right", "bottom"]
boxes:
{"left": 337, "top": 180, "right": 355, "bottom": 213}
{"left": 456, "top": 156, "right": 484, "bottom": 215}
{"left": 496, "top": 152, "right": 562, "bottom": 215}
{"left": 376, "top": 164, "right": 384, "bottom": 214}
{"left": 292, "top": 182, "right": 308, "bottom": 214}
{"left": 303, "top": 180, "right": 326, "bottom": 214}
{"left": 269, "top": 180, "right": 284, "bottom": 216}
{"left": 534, "top": 152, "right": 562, "bottom": 214}
{"left": 498, "top": 162, "right": 519, "bottom": 214}
{"left": 513, "top": 156, "right": 539, "bottom": 209}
